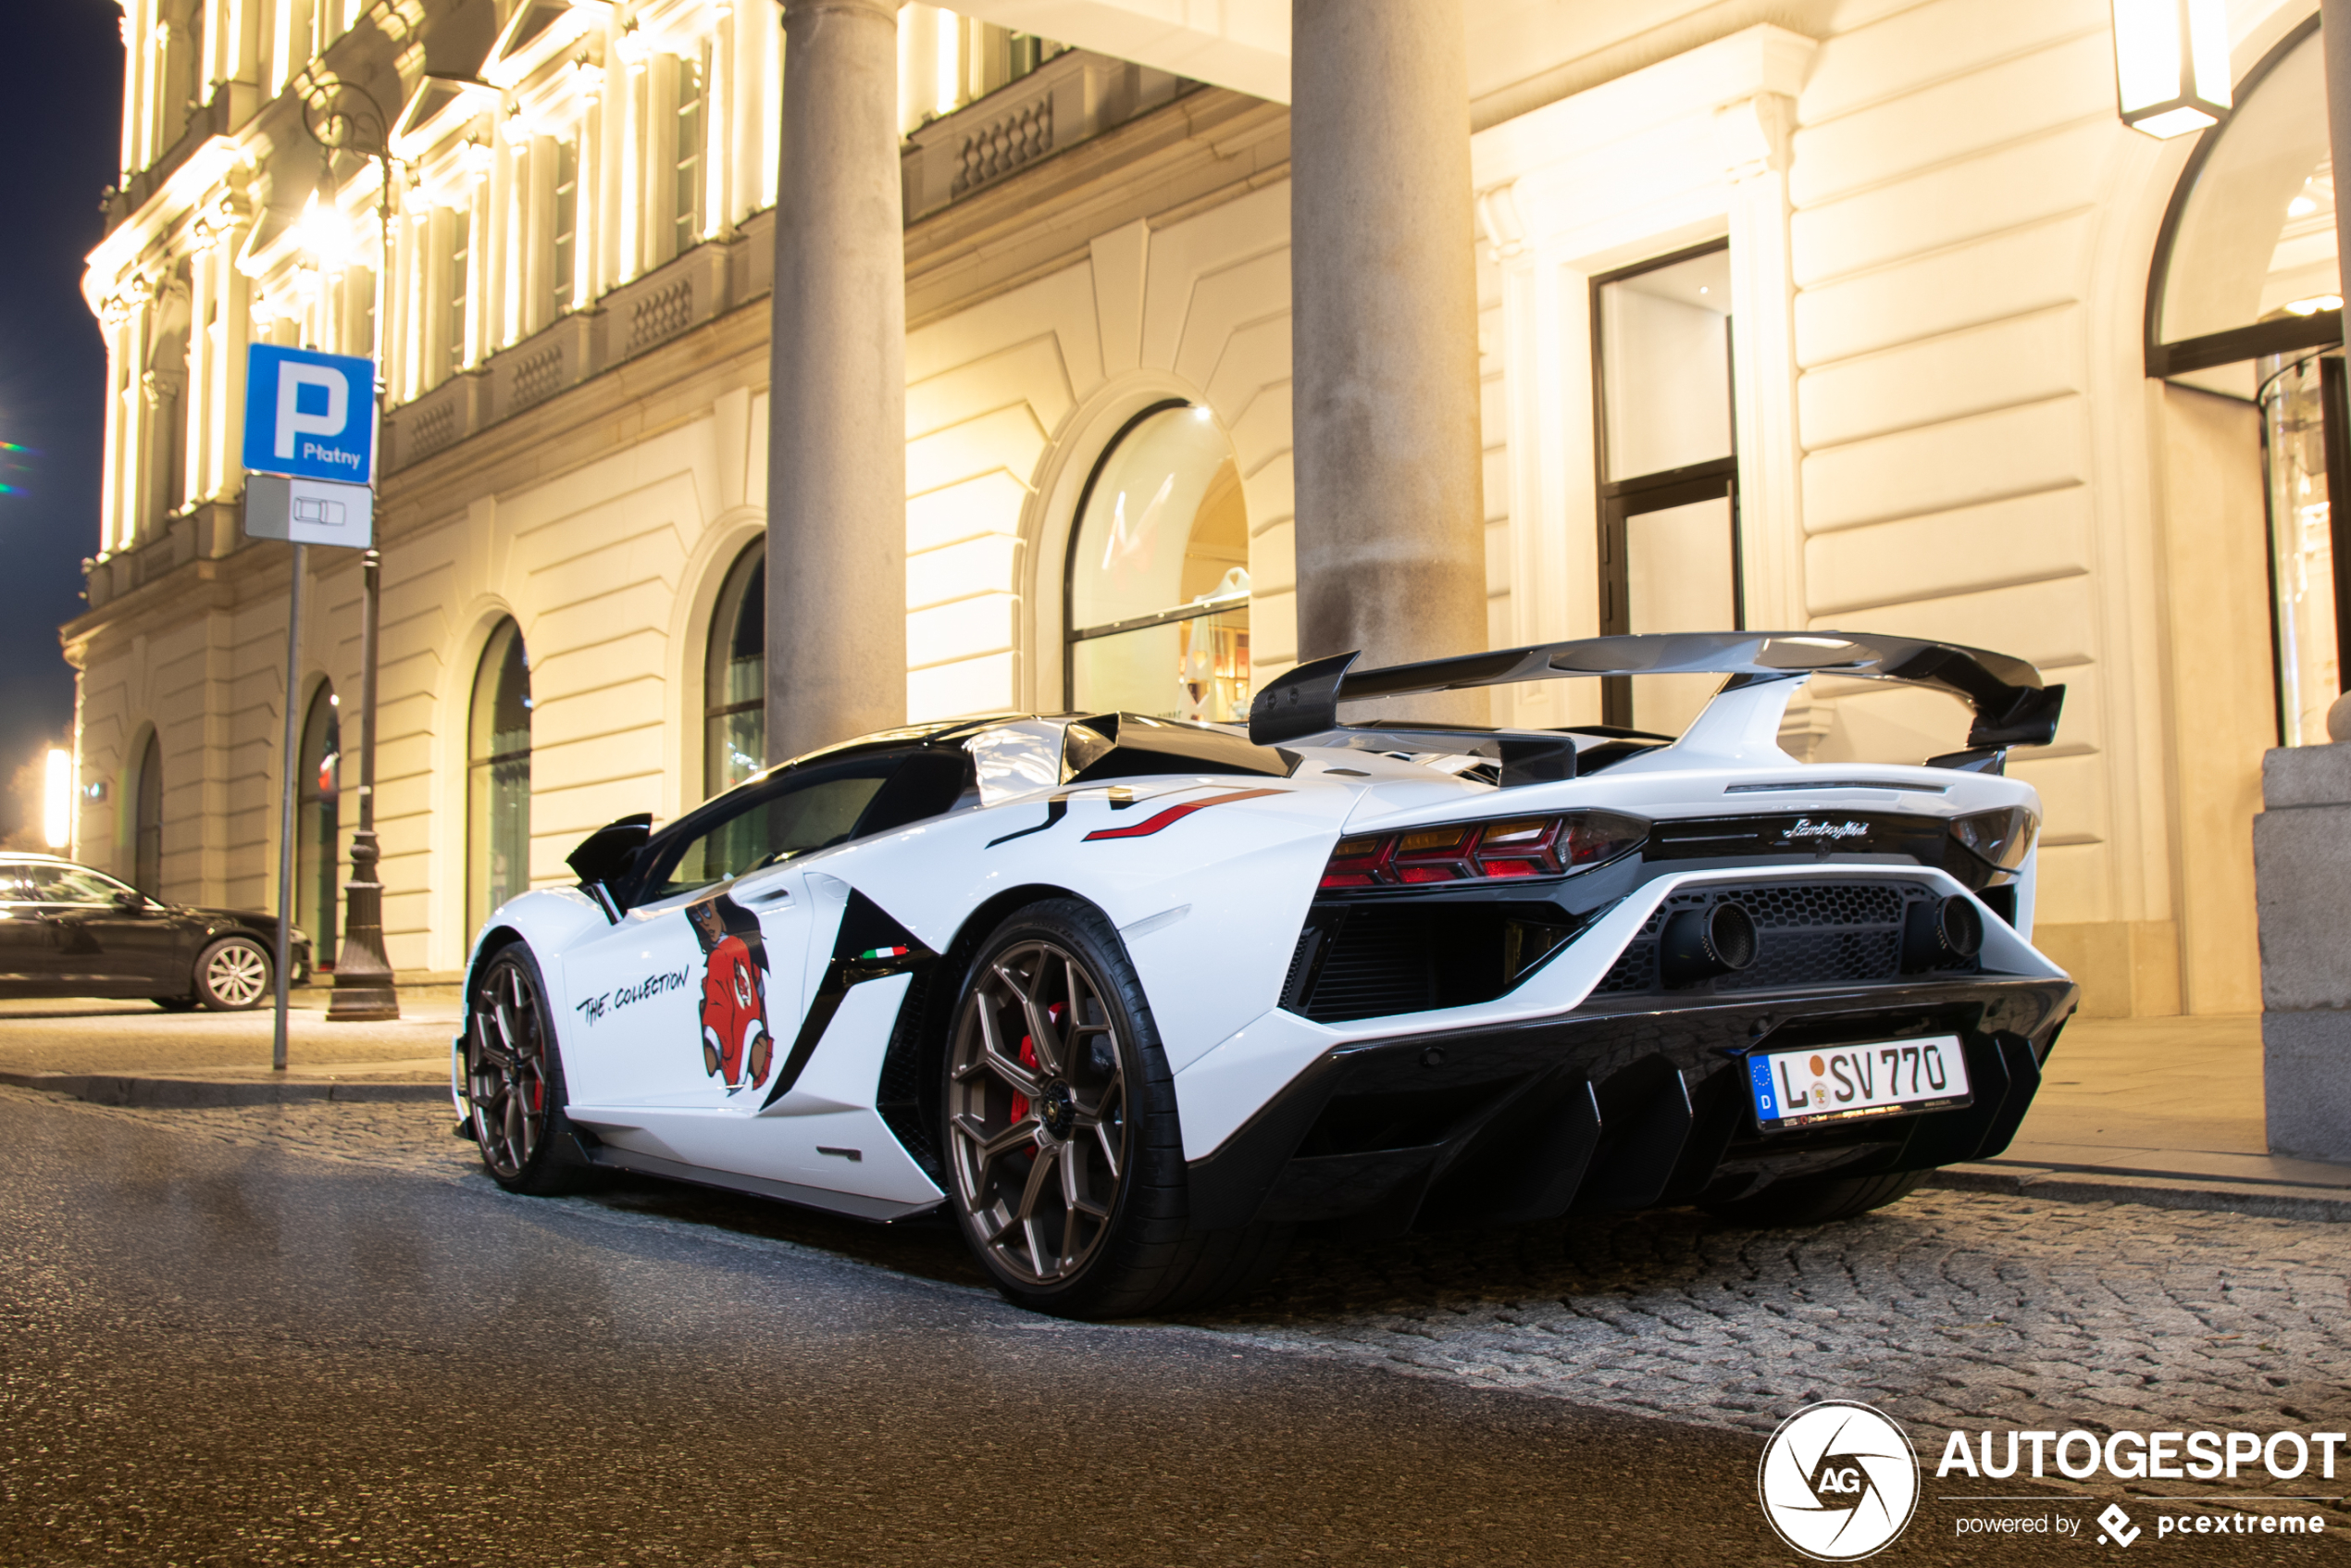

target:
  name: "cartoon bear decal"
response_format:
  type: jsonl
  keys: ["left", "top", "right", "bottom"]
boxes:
{"left": 688, "top": 892, "right": 772, "bottom": 1093}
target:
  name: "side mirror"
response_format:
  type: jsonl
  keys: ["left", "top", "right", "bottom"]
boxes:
{"left": 112, "top": 890, "right": 146, "bottom": 910}
{"left": 566, "top": 813, "right": 653, "bottom": 891}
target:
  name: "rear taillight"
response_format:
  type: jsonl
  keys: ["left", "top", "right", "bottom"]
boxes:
{"left": 1318, "top": 811, "right": 1648, "bottom": 890}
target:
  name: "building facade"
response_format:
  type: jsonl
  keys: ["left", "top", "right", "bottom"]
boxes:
{"left": 65, "top": 0, "right": 2341, "bottom": 1020}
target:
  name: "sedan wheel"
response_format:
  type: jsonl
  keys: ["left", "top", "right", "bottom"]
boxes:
{"left": 946, "top": 935, "right": 1131, "bottom": 1289}
{"left": 193, "top": 935, "right": 271, "bottom": 1011}
{"left": 466, "top": 945, "right": 590, "bottom": 1195}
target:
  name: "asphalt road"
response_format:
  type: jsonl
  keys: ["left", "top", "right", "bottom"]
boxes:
{"left": 0, "top": 1090, "right": 2338, "bottom": 1566}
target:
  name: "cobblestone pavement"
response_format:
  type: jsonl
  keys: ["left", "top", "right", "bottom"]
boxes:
{"left": 19, "top": 1083, "right": 2351, "bottom": 1503}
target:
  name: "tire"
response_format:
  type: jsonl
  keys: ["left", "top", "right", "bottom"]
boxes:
{"left": 193, "top": 934, "right": 272, "bottom": 1011}
{"left": 939, "top": 899, "right": 1289, "bottom": 1320}
{"left": 150, "top": 995, "right": 200, "bottom": 1013}
{"left": 465, "top": 943, "right": 593, "bottom": 1196}
{"left": 1703, "top": 1168, "right": 1930, "bottom": 1227}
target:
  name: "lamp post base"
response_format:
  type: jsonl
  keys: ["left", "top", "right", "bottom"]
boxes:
{"left": 327, "top": 829, "right": 400, "bottom": 1021}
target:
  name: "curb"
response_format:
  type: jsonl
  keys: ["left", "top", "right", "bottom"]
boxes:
{"left": 1928, "top": 1163, "right": 2351, "bottom": 1224}
{"left": 0, "top": 1070, "right": 447, "bottom": 1109}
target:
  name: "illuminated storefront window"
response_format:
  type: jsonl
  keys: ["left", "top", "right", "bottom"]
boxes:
{"left": 467, "top": 619, "right": 531, "bottom": 931}
{"left": 1065, "top": 403, "right": 1250, "bottom": 723}
{"left": 704, "top": 545, "right": 765, "bottom": 797}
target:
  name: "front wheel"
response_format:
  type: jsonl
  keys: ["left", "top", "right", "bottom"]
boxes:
{"left": 941, "top": 899, "right": 1289, "bottom": 1319}
{"left": 193, "top": 935, "right": 271, "bottom": 1011}
{"left": 466, "top": 944, "right": 591, "bottom": 1195}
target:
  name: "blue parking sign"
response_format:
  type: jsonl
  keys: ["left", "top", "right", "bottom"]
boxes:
{"left": 243, "top": 344, "right": 375, "bottom": 485}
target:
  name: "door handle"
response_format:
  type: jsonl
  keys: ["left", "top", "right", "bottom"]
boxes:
{"left": 737, "top": 882, "right": 793, "bottom": 907}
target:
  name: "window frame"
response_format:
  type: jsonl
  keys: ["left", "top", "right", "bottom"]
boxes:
{"left": 466, "top": 619, "right": 533, "bottom": 932}
{"left": 2144, "top": 15, "right": 2341, "bottom": 380}
{"left": 1589, "top": 238, "right": 1743, "bottom": 729}
{"left": 703, "top": 543, "right": 766, "bottom": 803}
{"left": 550, "top": 132, "right": 579, "bottom": 320}
{"left": 1061, "top": 398, "right": 1252, "bottom": 715}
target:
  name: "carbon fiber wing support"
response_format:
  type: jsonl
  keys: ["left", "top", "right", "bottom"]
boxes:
{"left": 1247, "top": 631, "right": 2065, "bottom": 753}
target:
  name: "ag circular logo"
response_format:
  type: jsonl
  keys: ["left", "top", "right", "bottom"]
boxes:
{"left": 1757, "top": 1400, "right": 1921, "bottom": 1561}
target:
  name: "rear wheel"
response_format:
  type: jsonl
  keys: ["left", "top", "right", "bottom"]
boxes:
{"left": 1703, "top": 1168, "right": 1930, "bottom": 1227}
{"left": 941, "top": 899, "right": 1288, "bottom": 1319}
{"left": 193, "top": 935, "right": 271, "bottom": 1011}
{"left": 466, "top": 944, "right": 591, "bottom": 1195}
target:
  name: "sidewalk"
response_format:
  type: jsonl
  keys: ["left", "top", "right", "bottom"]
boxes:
{"left": 1933, "top": 1013, "right": 2351, "bottom": 1220}
{"left": 0, "top": 987, "right": 458, "bottom": 1106}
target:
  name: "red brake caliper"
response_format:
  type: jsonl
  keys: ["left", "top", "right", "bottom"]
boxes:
{"left": 1005, "top": 1003, "right": 1064, "bottom": 1143}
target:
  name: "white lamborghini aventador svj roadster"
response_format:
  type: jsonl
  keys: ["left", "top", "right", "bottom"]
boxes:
{"left": 454, "top": 631, "right": 2075, "bottom": 1318}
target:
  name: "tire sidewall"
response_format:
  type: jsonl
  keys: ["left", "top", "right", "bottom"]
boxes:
{"left": 467, "top": 940, "right": 589, "bottom": 1195}
{"left": 193, "top": 934, "right": 271, "bottom": 1011}
{"left": 943, "top": 899, "right": 1186, "bottom": 1316}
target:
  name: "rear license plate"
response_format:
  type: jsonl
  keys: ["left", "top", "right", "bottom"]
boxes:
{"left": 1747, "top": 1035, "right": 1972, "bottom": 1133}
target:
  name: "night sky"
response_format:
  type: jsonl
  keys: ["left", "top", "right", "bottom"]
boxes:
{"left": 0, "top": 2, "right": 120, "bottom": 842}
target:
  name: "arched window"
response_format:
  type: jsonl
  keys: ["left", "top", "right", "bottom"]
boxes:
{"left": 1065, "top": 403, "right": 1250, "bottom": 720}
{"left": 2146, "top": 18, "right": 2336, "bottom": 387}
{"left": 704, "top": 545, "right": 765, "bottom": 798}
{"left": 467, "top": 619, "right": 532, "bottom": 932}
{"left": 132, "top": 731, "right": 163, "bottom": 898}
{"left": 297, "top": 685, "right": 340, "bottom": 967}
{"left": 2147, "top": 19, "right": 2346, "bottom": 745}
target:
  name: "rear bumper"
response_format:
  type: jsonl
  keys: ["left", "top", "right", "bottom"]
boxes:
{"left": 1183, "top": 976, "right": 2075, "bottom": 1235}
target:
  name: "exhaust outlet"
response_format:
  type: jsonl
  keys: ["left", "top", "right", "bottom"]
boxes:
{"left": 1902, "top": 894, "right": 1984, "bottom": 972}
{"left": 1661, "top": 901, "right": 1759, "bottom": 987}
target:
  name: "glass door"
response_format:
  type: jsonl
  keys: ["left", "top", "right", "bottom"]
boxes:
{"left": 1593, "top": 242, "right": 1739, "bottom": 734}
{"left": 2260, "top": 347, "right": 2351, "bottom": 744}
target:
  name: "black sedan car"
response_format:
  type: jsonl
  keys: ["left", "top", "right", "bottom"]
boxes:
{"left": 0, "top": 854, "right": 312, "bottom": 1010}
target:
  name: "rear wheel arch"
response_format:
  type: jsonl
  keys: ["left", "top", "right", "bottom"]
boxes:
{"left": 877, "top": 883, "right": 1091, "bottom": 1185}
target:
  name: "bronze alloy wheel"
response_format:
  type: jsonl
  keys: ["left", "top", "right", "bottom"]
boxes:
{"left": 946, "top": 938, "right": 1131, "bottom": 1288}
{"left": 468, "top": 951, "right": 555, "bottom": 1182}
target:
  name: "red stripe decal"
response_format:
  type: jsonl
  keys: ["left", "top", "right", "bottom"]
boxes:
{"left": 1081, "top": 788, "right": 1286, "bottom": 841}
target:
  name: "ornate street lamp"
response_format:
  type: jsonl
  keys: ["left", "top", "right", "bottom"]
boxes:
{"left": 2109, "top": 0, "right": 2233, "bottom": 138}
{"left": 299, "top": 75, "right": 400, "bottom": 1021}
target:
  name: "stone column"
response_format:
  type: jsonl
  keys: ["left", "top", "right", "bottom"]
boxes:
{"left": 2256, "top": 737, "right": 2351, "bottom": 1161}
{"left": 765, "top": 0, "right": 905, "bottom": 763}
{"left": 1290, "top": 0, "right": 1488, "bottom": 718}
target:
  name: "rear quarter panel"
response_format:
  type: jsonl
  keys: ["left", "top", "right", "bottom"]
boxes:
{"left": 804, "top": 777, "right": 1362, "bottom": 1075}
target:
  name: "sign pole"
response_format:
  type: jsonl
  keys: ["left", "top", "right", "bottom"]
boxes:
{"left": 272, "top": 542, "right": 306, "bottom": 1072}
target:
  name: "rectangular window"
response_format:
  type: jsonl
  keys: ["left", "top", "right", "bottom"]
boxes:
{"left": 674, "top": 55, "right": 705, "bottom": 255}
{"left": 1592, "top": 240, "right": 1738, "bottom": 734}
{"left": 446, "top": 205, "right": 472, "bottom": 373}
{"left": 551, "top": 136, "right": 578, "bottom": 317}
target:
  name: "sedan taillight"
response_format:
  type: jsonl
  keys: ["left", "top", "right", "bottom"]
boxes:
{"left": 1318, "top": 811, "right": 1648, "bottom": 890}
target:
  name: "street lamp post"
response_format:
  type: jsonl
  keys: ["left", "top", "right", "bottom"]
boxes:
{"left": 300, "top": 76, "right": 400, "bottom": 1022}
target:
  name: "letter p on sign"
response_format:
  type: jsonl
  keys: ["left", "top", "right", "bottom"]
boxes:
{"left": 274, "top": 363, "right": 347, "bottom": 458}
{"left": 242, "top": 344, "right": 375, "bottom": 485}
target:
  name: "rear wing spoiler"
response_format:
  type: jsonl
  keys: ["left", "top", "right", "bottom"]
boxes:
{"left": 1248, "top": 630, "right": 2064, "bottom": 759}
